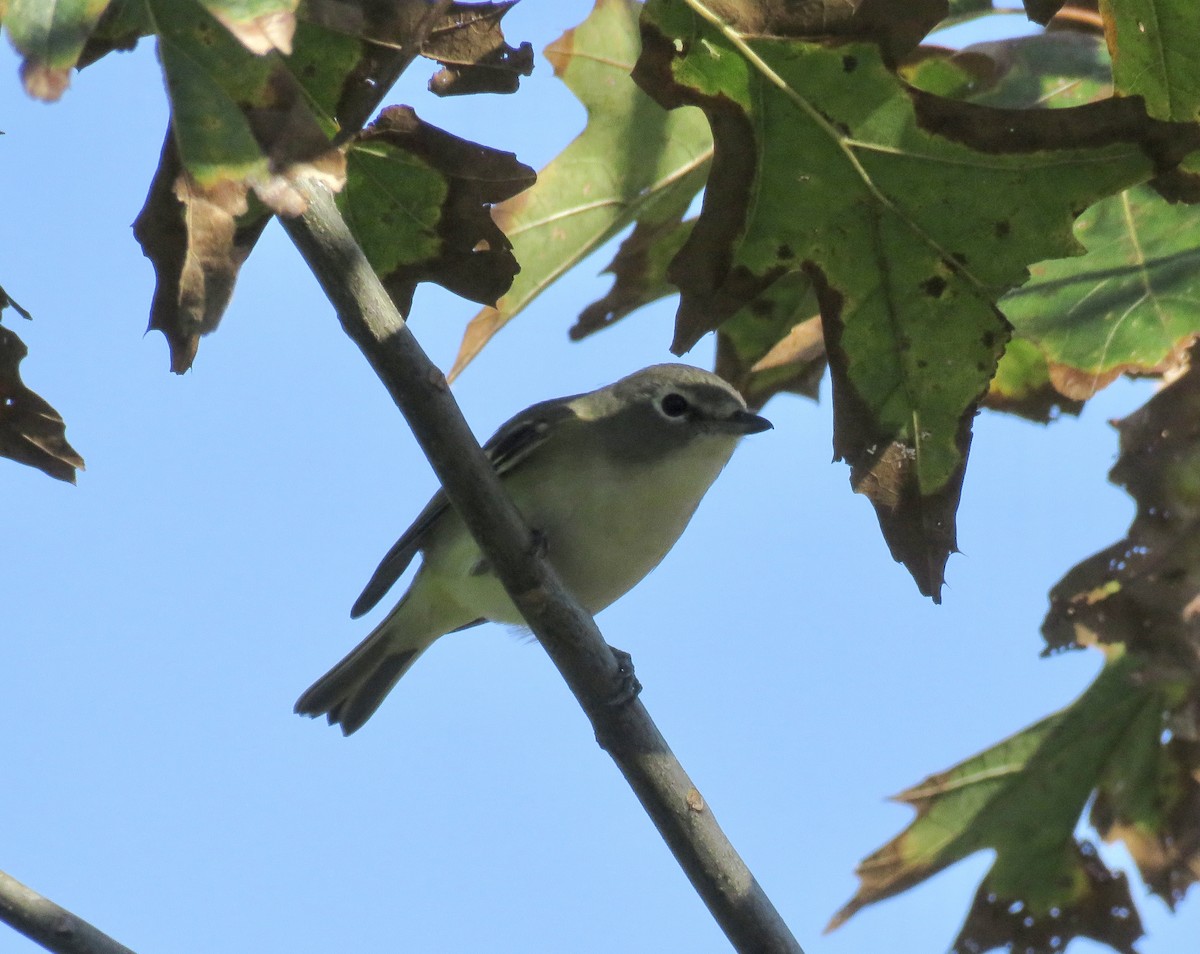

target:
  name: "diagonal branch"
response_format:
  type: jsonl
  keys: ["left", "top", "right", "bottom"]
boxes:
{"left": 332, "top": 0, "right": 456, "bottom": 146}
{"left": 279, "top": 180, "right": 805, "bottom": 954}
{"left": 0, "top": 869, "right": 136, "bottom": 954}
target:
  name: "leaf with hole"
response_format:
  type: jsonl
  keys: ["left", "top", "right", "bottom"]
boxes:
{"left": 832, "top": 652, "right": 1182, "bottom": 954}
{"left": 636, "top": 0, "right": 1192, "bottom": 598}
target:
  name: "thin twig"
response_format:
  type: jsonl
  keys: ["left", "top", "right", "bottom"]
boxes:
{"left": 333, "top": 0, "right": 456, "bottom": 146}
{"left": 279, "top": 180, "right": 805, "bottom": 954}
{"left": 0, "top": 869, "right": 136, "bottom": 954}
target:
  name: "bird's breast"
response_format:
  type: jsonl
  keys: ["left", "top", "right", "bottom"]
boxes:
{"left": 423, "top": 434, "right": 740, "bottom": 625}
{"left": 515, "top": 435, "right": 739, "bottom": 612}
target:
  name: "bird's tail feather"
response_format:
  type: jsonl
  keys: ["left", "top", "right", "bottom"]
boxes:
{"left": 295, "top": 598, "right": 435, "bottom": 736}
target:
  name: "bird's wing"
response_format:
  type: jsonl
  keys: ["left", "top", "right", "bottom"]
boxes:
{"left": 349, "top": 397, "right": 581, "bottom": 619}
{"left": 349, "top": 491, "right": 449, "bottom": 618}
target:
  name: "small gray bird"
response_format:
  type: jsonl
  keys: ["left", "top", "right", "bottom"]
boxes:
{"left": 295, "top": 364, "right": 771, "bottom": 734}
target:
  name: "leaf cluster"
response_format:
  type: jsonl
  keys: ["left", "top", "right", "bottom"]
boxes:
{"left": 5, "top": 1, "right": 1200, "bottom": 952}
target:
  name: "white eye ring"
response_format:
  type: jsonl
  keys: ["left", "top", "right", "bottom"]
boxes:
{"left": 659, "top": 392, "right": 690, "bottom": 418}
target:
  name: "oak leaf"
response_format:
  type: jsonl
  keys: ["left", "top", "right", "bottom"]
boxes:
{"left": 635, "top": 0, "right": 1195, "bottom": 598}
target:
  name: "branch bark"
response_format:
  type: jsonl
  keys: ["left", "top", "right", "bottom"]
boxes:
{"left": 279, "top": 181, "right": 805, "bottom": 954}
{"left": 0, "top": 869, "right": 136, "bottom": 954}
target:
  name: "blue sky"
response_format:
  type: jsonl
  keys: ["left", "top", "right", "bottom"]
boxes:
{"left": 2, "top": 4, "right": 1196, "bottom": 953}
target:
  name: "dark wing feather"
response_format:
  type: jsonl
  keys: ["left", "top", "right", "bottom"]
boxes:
{"left": 348, "top": 397, "right": 580, "bottom": 619}
{"left": 350, "top": 492, "right": 450, "bottom": 618}
{"left": 479, "top": 397, "right": 572, "bottom": 470}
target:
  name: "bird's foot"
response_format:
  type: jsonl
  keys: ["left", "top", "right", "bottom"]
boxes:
{"left": 605, "top": 646, "right": 642, "bottom": 707}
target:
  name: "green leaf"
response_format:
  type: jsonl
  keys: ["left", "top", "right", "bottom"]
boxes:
{"left": 904, "top": 34, "right": 1200, "bottom": 407}
{"left": 149, "top": 0, "right": 349, "bottom": 196}
{"left": 903, "top": 32, "right": 1200, "bottom": 407}
{"left": 1091, "top": 706, "right": 1197, "bottom": 908}
{"left": 149, "top": 0, "right": 274, "bottom": 188}
{"left": 898, "top": 48, "right": 993, "bottom": 101}
{"left": 343, "top": 106, "right": 535, "bottom": 317}
{"left": 846, "top": 338, "right": 1200, "bottom": 949}
{"left": 341, "top": 143, "right": 446, "bottom": 278}
{"left": 133, "top": 0, "right": 352, "bottom": 371}
{"left": 982, "top": 336, "right": 1083, "bottom": 422}
{"left": 968, "top": 32, "right": 1112, "bottom": 109}
{"left": 74, "top": 0, "right": 154, "bottom": 69}
{"left": 1100, "top": 0, "right": 1200, "bottom": 122}
{"left": 278, "top": 18, "right": 363, "bottom": 135}
{"left": 1001, "top": 184, "right": 1200, "bottom": 392}
{"left": 831, "top": 653, "right": 1164, "bottom": 954}
{"left": 637, "top": 0, "right": 1176, "bottom": 599}
{"left": 573, "top": 213, "right": 826, "bottom": 407}
{"left": 903, "top": 30, "right": 1113, "bottom": 110}
{"left": 3, "top": 0, "right": 113, "bottom": 100}
{"left": 449, "top": 0, "right": 712, "bottom": 381}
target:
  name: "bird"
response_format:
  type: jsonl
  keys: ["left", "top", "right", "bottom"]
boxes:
{"left": 295, "top": 364, "right": 772, "bottom": 734}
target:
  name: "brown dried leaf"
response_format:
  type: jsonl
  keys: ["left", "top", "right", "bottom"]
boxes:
{"left": 1047, "top": 363, "right": 1124, "bottom": 401}
{"left": 716, "top": 273, "right": 827, "bottom": 409}
{"left": 570, "top": 215, "right": 695, "bottom": 341}
{"left": 303, "top": 0, "right": 531, "bottom": 133}
{"left": 951, "top": 841, "right": 1142, "bottom": 954}
{"left": 810, "top": 265, "right": 966, "bottom": 602}
{"left": 1044, "top": 341, "right": 1200, "bottom": 668}
{"left": 20, "top": 62, "right": 71, "bottom": 101}
{"left": 208, "top": 1, "right": 298, "bottom": 55}
{"left": 133, "top": 132, "right": 273, "bottom": 374}
{"left": 1091, "top": 737, "right": 1200, "bottom": 908}
{"left": 0, "top": 305, "right": 85, "bottom": 483}
{"left": 424, "top": 1, "right": 534, "bottom": 96}
{"left": 1038, "top": 341, "right": 1200, "bottom": 907}
{"left": 350, "top": 105, "right": 535, "bottom": 315}
{"left": 696, "top": 0, "right": 948, "bottom": 61}
{"left": 1024, "top": 0, "right": 1069, "bottom": 25}
{"left": 135, "top": 0, "right": 349, "bottom": 371}
{"left": 750, "top": 315, "right": 824, "bottom": 374}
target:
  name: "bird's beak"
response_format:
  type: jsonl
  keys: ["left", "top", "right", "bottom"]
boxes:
{"left": 729, "top": 409, "right": 773, "bottom": 434}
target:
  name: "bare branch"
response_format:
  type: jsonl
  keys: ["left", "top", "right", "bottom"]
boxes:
{"left": 279, "top": 181, "right": 805, "bottom": 954}
{"left": 0, "top": 869, "right": 136, "bottom": 954}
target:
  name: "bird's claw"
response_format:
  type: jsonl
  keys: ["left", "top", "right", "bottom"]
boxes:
{"left": 605, "top": 646, "right": 642, "bottom": 707}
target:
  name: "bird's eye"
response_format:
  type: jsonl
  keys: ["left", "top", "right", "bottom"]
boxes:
{"left": 660, "top": 392, "right": 690, "bottom": 417}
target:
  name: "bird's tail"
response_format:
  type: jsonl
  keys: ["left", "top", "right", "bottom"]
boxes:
{"left": 295, "top": 597, "right": 438, "bottom": 736}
